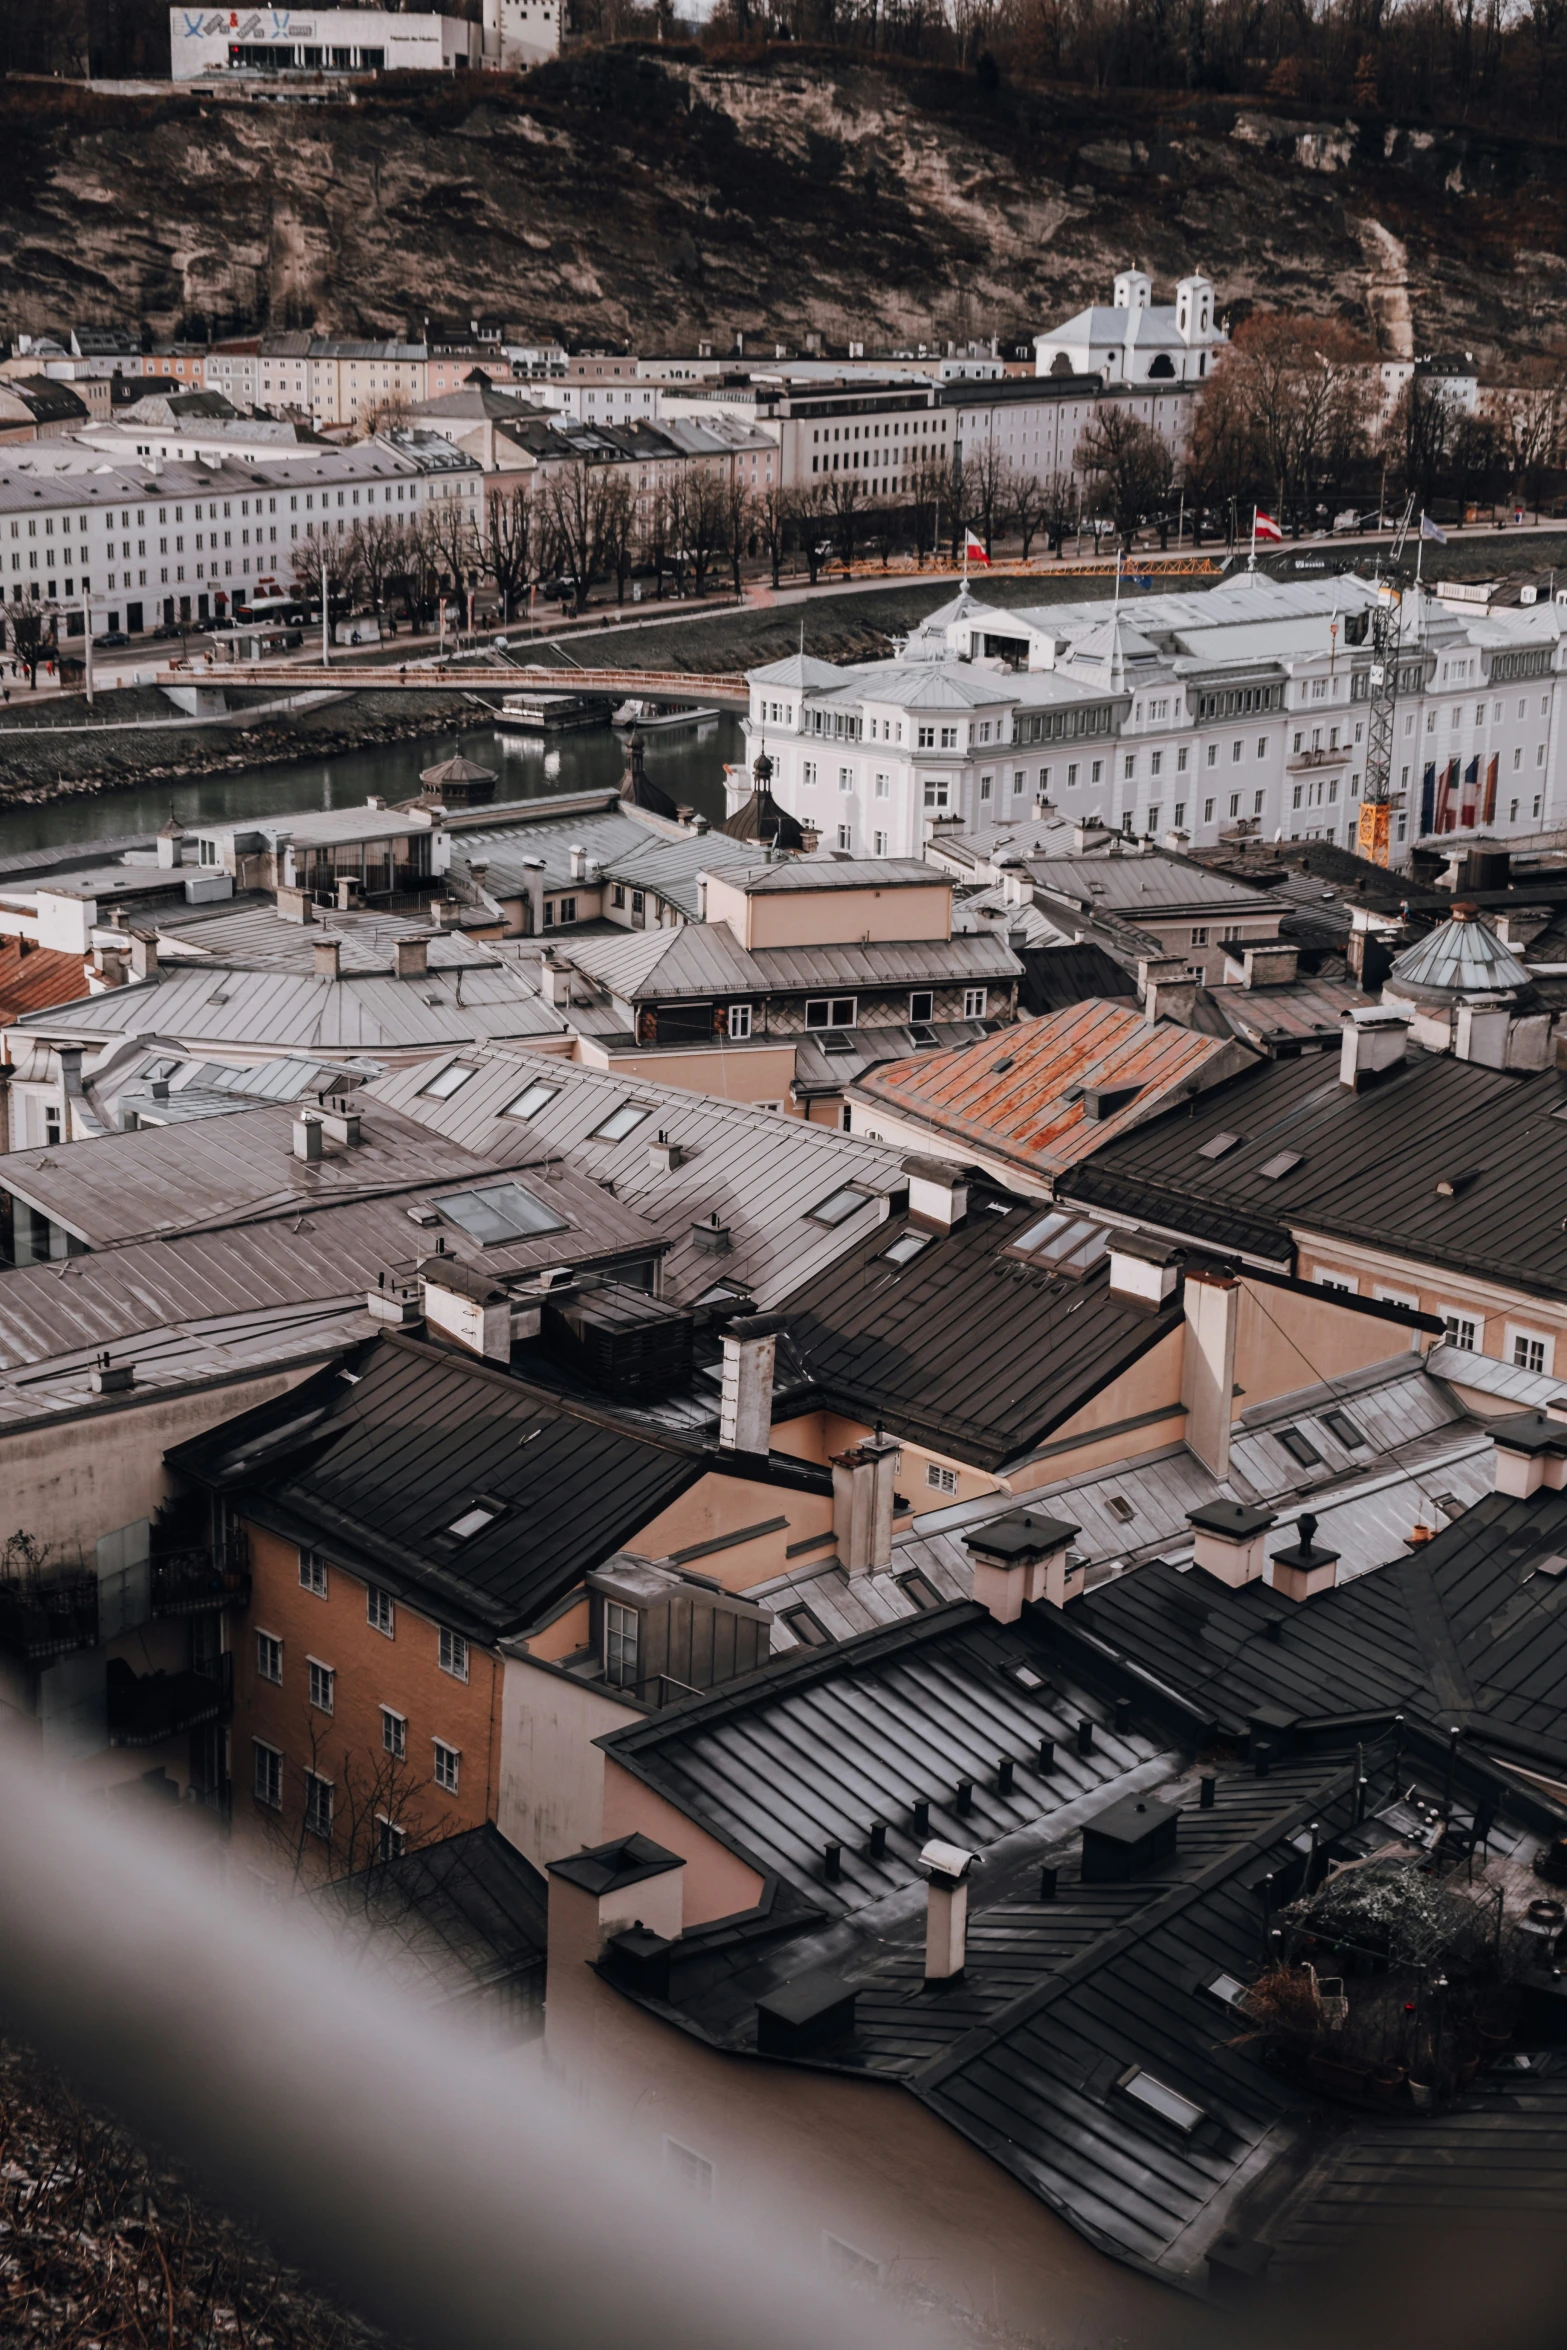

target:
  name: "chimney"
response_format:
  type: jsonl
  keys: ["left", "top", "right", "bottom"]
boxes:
{"left": 965, "top": 1509, "right": 1081, "bottom": 1617}
{"left": 1140, "top": 956, "right": 1198, "bottom": 1026}
{"left": 718, "top": 1312, "right": 784, "bottom": 1454}
{"left": 920, "top": 1839, "right": 976, "bottom": 1985}
{"left": 648, "top": 1130, "right": 685, "bottom": 1173}
{"left": 1339, "top": 1004, "right": 1409, "bottom": 1091}
{"left": 1188, "top": 1500, "right": 1277, "bottom": 1588}
{"left": 1270, "top": 1510, "right": 1340, "bottom": 1602}
{"left": 395, "top": 935, "right": 430, "bottom": 982}
{"left": 128, "top": 930, "right": 158, "bottom": 980}
{"left": 1453, "top": 994, "right": 1513, "bottom": 1068}
{"left": 1489, "top": 1411, "right": 1567, "bottom": 1497}
{"left": 830, "top": 1431, "right": 901, "bottom": 1575}
{"left": 421, "top": 1258, "right": 513, "bottom": 1361}
{"left": 313, "top": 937, "right": 341, "bottom": 979}
{"left": 1107, "top": 1233, "right": 1180, "bottom": 1308}
{"left": 92, "top": 946, "right": 128, "bottom": 989}
{"left": 540, "top": 950, "right": 573, "bottom": 1007}
{"left": 156, "top": 819, "right": 183, "bottom": 870}
{"left": 1181, "top": 1268, "right": 1239, "bottom": 1479}
{"left": 520, "top": 856, "right": 546, "bottom": 938}
{"left": 320, "top": 1099, "right": 362, "bottom": 1147}
{"left": 1240, "top": 942, "right": 1299, "bottom": 990}
{"left": 89, "top": 1354, "right": 136, "bottom": 1396}
{"left": 568, "top": 843, "right": 587, "bottom": 881}
{"left": 292, "top": 1112, "right": 323, "bottom": 1163}
{"left": 276, "top": 884, "right": 314, "bottom": 925}
{"left": 904, "top": 1156, "right": 968, "bottom": 1233}
{"left": 545, "top": 1834, "right": 686, "bottom": 2011}
{"left": 1080, "top": 1794, "right": 1178, "bottom": 1883}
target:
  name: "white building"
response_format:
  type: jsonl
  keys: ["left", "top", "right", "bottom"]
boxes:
{"left": 168, "top": 0, "right": 557, "bottom": 80}
{"left": 1034, "top": 266, "right": 1226, "bottom": 388}
{"left": 740, "top": 575, "right": 1567, "bottom": 872}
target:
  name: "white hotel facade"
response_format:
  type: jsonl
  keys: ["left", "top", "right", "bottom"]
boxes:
{"left": 738, "top": 574, "right": 1567, "bottom": 870}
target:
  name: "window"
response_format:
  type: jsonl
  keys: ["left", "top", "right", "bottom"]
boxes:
{"left": 1443, "top": 1311, "right": 1478, "bottom": 1352}
{"left": 502, "top": 1081, "right": 558, "bottom": 1121}
{"left": 1316, "top": 1271, "right": 1356, "bottom": 1295}
{"left": 377, "top": 1818, "right": 407, "bottom": 1862}
{"left": 256, "top": 1631, "right": 282, "bottom": 1685}
{"left": 380, "top": 1705, "right": 407, "bottom": 1760}
{"left": 1258, "top": 1151, "right": 1302, "bottom": 1180}
{"left": 420, "top": 1062, "right": 474, "bottom": 1100}
{"left": 836, "top": 824, "right": 853, "bottom": 851}
{"left": 805, "top": 996, "right": 857, "bottom": 1030}
{"left": 439, "top": 1626, "right": 470, "bottom": 1680}
{"left": 1190, "top": 927, "right": 1209, "bottom": 948}
{"left": 728, "top": 1002, "right": 753, "bottom": 1040}
{"left": 808, "top": 1182, "right": 872, "bottom": 1226}
{"left": 437, "top": 1180, "right": 567, "bottom": 1244}
{"left": 1511, "top": 1329, "right": 1552, "bottom": 1377}
{"left": 1203, "top": 797, "right": 1214, "bottom": 821}
{"left": 299, "top": 1549, "right": 327, "bottom": 1598}
{"left": 838, "top": 767, "right": 852, "bottom": 792}
{"left": 367, "top": 1586, "right": 395, "bottom": 1638}
{"left": 308, "top": 1660, "right": 335, "bottom": 1715}
{"left": 590, "top": 1102, "right": 651, "bottom": 1142}
{"left": 253, "top": 1742, "right": 282, "bottom": 1809}
{"left": 1117, "top": 2067, "right": 1205, "bottom": 2134}
{"left": 922, "top": 778, "right": 949, "bottom": 810}
{"left": 1206, "top": 1972, "right": 1249, "bottom": 2012}
{"left": 783, "top": 1603, "right": 830, "bottom": 1647}
{"left": 916, "top": 725, "right": 935, "bottom": 748}
{"left": 605, "top": 1599, "right": 639, "bottom": 1687}
{"left": 1275, "top": 1425, "right": 1324, "bottom": 1467}
{"left": 1011, "top": 1209, "right": 1110, "bottom": 1275}
{"left": 1196, "top": 1131, "right": 1241, "bottom": 1159}
{"left": 664, "top": 2139, "right": 714, "bottom": 2199}
{"left": 926, "top": 1463, "right": 959, "bottom": 1494}
{"left": 304, "top": 1772, "right": 334, "bottom": 1839}
{"left": 432, "top": 1741, "right": 461, "bottom": 1795}
{"left": 880, "top": 1230, "right": 932, "bottom": 1267}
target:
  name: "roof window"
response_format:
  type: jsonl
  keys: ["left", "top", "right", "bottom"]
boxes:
{"left": 502, "top": 1081, "right": 559, "bottom": 1121}
{"left": 1117, "top": 2067, "right": 1205, "bottom": 2133}
{"left": 1275, "top": 1426, "right": 1324, "bottom": 1468}
{"left": 880, "top": 1231, "right": 932, "bottom": 1267}
{"left": 1104, "top": 1493, "right": 1135, "bottom": 1524}
{"left": 1009, "top": 1209, "right": 1109, "bottom": 1276}
{"left": 436, "top": 1180, "right": 568, "bottom": 1245}
{"left": 1206, "top": 1972, "right": 1249, "bottom": 2011}
{"left": 809, "top": 1183, "right": 874, "bottom": 1227}
{"left": 782, "top": 1604, "right": 829, "bottom": 1647}
{"left": 421, "top": 1062, "right": 475, "bottom": 1100}
{"left": 1257, "top": 1150, "right": 1302, "bottom": 1180}
{"left": 898, "top": 1569, "right": 942, "bottom": 1611}
{"left": 1321, "top": 1410, "right": 1365, "bottom": 1448}
{"left": 1197, "top": 1132, "right": 1242, "bottom": 1160}
{"left": 590, "top": 1102, "right": 650, "bottom": 1142}
{"left": 446, "top": 1498, "right": 504, "bottom": 1541}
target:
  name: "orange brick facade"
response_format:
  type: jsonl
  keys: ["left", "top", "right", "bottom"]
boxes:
{"left": 232, "top": 1521, "right": 501, "bottom": 1882}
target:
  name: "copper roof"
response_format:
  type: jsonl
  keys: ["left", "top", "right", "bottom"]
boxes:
{"left": 851, "top": 998, "right": 1246, "bottom": 1179}
{"left": 0, "top": 940, "right": 87, "bottom": 1024}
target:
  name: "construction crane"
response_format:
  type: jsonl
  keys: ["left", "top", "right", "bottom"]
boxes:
{"left": 1355, "top": 494, "right": 1418, "bottom": 867}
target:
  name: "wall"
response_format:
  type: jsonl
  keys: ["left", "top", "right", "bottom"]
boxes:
{"left": 232, "top": 1520, "right": 501, "bottom": 1882}
{"left": 572, "top": 1036, "right": 800, "bottom": 1113}
{"left": 1233, "top": 1275, "right": 1419, "bottom": 1404}
{"left": 1005, "top": 1325, "right": 1189, "bottom": 1490}
{"left": 703, "top": 872, "right": 952, "bottom": 950}
{"left": 497, "top": 1651, "right": 637, "bottom": 1870}
{"left": 633, "top": 1470, "right": 833, "bottom": 1589}
{"left": 598, "top": 1755, "right": 765, "bottom": 1923}
{"left": 1291, "top": 1225, "right": 1561, "bottom": 1381}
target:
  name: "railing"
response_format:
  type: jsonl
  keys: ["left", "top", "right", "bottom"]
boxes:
{"left": 0, "top": 1572, "right": 100, "bottom": 1664}
{"left": 107, "top": 1654, "right": 233, "bottom": 1750}
{"left": 149, "top": 1545, "right": 252, "bottom": 1619}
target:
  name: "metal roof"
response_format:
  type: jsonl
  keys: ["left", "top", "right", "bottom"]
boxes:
{"left": 1027, "top": 851, "right": 1277, "bottom": 918}
{"left": 852, "top": 999, "right": 1249, "bottom": 1183}
{"left": 716, "top": 858, "right": 938, "bottom": 895}
{"left": 366, "top": 1045, "right": 907, "bottom": 1308}
{"left": 312, "top": 1823, "right": 547, "bottom": 2016}
{"left": 558, "top": 924, "right": 762, "bottom": 1002}
{"left": 1389, "top": 908, "right": 1532, "bottom": 998}
{"left": 156, "top": 900, "right": 494, "bottom": 977}
{"left": 0, "top": 940, "right": 90, "bottom": 1022}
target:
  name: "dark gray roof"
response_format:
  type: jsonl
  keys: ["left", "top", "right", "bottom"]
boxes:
{"left": 315, "top": 1823, "right": 547, "bottom": 2019}
{"left": 1062, "top": 1047, "right": 1567, "bottom": 1296}
{"left": 1015, "top": 940, "right": 1138, "bottom": 1019}
{"left": 779, "top": 1187, "right": 1179, "bottom": 1471}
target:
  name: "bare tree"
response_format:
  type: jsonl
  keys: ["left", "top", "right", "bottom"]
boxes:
{"left": 964, "top": 440, "right": 1015, "bottom": 559}
{"left": 823, "top": 470, "right": 869, "bottom": 572}
{"left": 786, "top": 484, "right": 831, "bottom": 583}
{"left": 347, "top": 513, "right": 405, "bottom": 623}
{"left": 482, "top": 480, "right": 537, "bottom": 623}
{"left": 540, "top": 462, "right": 604, "bottom": 613}
{"left": 756, "top": 481, "right": 793, "bottom": 588}
{"left": 1075, "top": 408, "right": 1175, "bottom": 550}
{"left": 720, "top": 473, "right": 753, "bottom": 595}
{"left": 424, "top": 492, "right": 484, "bottom": 617}
{"left": 667, "top": 466, "right": 730, "bottom": 597}
{"left": 8, "top": 603, "right": 53, "bottom": 689}
{"left": 598, "top": 471, "right": 638, "bottom": 604}
{"left": 908, "top": 452, "right": 951, "bottom": 568}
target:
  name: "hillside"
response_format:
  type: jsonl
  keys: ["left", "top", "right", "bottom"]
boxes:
{"left": 4, "top": 54, "right": 1567, "bottom": 361}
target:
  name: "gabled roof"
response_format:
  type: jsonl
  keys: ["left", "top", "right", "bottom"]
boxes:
{"left": 0, "top": 938, "right": 88, "bottom": 1022}
{"left": 169, "top": 1333, "right": 712, "bottom": 1641}
{"left": 314, "top": 1823, "right": 547, "bottom": 2016}
{"left": 557, "top": 922, "right": 763, "bottom": 1003}
{"left": 851, "top": 999, "right": 1251, "bottom": 1185}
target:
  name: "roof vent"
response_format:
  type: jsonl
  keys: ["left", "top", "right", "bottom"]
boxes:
{"left": 1080, "top": 1794, "right": 1178, "bottom": 1883}
{"left": 755, "top": 1971, "right": 858, "bottom": 2056}
{"left": 1270, "top": 1510, "right": 1340, "bottom": 1602}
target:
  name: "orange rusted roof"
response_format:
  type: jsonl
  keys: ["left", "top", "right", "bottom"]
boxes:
{"left": 852, "top": 998, "right": 1247, "bottom": 1180}
{"left": 0, "top": 940, "right": 89, "bottom": 1026}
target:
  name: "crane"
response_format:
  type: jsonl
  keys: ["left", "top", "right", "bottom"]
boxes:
{"left": 1355, "top": 494, "right": 1418, "bottom": 867}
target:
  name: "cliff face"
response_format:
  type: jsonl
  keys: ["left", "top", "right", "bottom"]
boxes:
{"left": 5, "top": 56, "right": 1567, "bottom": 362}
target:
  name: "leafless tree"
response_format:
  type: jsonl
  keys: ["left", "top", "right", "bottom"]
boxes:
{"left": 597, "top": 471, "right": 638, "bottom": 603}
{"left": 908, "top": 452, "right": 952, "bottom": 567}
{"left": 720, "top": 474, "right": 753, "bottom": 595}
{"left": 1074, "top": 408, "right": 1176, "bottom": 549}
{"left": 963, "top": 441, "right": 1015, "bottom": 558}
{"left": 756, "top": 481, "right": 793, "bottom": 588}
{"left": 824, "top": 470, "right": 869, "bottom": 571}
{"left": 347, "top": 513, "right": 405, "bottom": 621}
{"left": 786, "top": 484, "right": 831, "bottom": 583}
{"left": 482, "top": 480, "right": 537, "bottom": 623}
{"left": 540, "top": 462, "right": 604, "bottom": 612}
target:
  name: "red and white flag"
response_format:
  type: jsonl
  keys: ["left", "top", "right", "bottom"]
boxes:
{"left": 964, "top": 528, "right": 990, "bottom": 566}
{"left": 1252, "top": 509, "right": 1283, "bottom": 542}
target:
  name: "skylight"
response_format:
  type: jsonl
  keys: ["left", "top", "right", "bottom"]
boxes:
{"left": 1321, "top": 1410, "right": 1365, "bottom": 1449}
{"left": 1117, "top": 2067, "right": 1205, "bottom": 2133}
{"left": 421, "top": 1063, "right": 475, "bottom": 1100}
{"left": 447, "top": 1501, "right": 502, "bottom": 1541}
{"left": 782, "top": 1604, "right": 829, "bottom": 1647}
{"left": 590, "top": 1102, "right": 650, "bottom": 1142}
{"left": 1197, "top": 1132, "right": 1242, "bottom": 1160}
{"left": 880, "top": 1231, "right": 932, "bottom": 1267}
{"left": 898, "top": 1569, "right": 942, "bottom": 1611}
{"left": 1257, "top": 1150, "right": 1302, "bottom": 1180}
{"left": 1275, "top": 1426, "right": 1324, "bottom": 1468}
{"left": 502, "top": 1081, "right": 559, "bottom": 1121}
{"left": 436, "top": 1181, "right": 568, "bottom": 1245}
{"left": 1206, "top": 1972, "right": 1249, "bottom": 2011}
{"left": 809, "top": 1183, "right": 873, "bottom": 1227}
{"left": 1010, "top": 1209, "right": 1109, "bottom": 1276}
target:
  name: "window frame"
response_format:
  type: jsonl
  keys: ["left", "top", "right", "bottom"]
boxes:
{"left": 438, "top": 1625, "right": 471, "bottom": 1682}
{"left": 303, "top": 1770, "right": 334, "bottom": 1840}
{"left": 252, "top": 1740, "right": 283, "bottom": 1810}
{"left": 432, "top": 1739, "right": 461, "bottom": 1795}
{"left": 256, "top": 1630, "right": 283, "bottom": 1685}
{"left": 367, "top": 1585, "right": 395, "bottom": 1638}
{"left": 804, "top": 994, "right": 857, "bottom": 1032}
{"left": 381, "top": 1705, "right": 407, "bottom": 1760}
{"left": 307, "top": 1658, "right": 335, "bottom": 1716}
{"left": 588, "top": 1101, "right": 651, "bottom": 1142}
{"left": 501, "top": 1080, "right": 559, "bottom": 1122}
{"left": 299, "top": 1548, "right": 327, "bottom": 1599}
{"left": 925, "top": 1462, "right": 958, "bottom": 1495}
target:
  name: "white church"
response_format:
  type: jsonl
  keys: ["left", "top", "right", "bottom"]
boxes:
{"left": 1033, "top": 267, "right": 1226, "bottom": 386}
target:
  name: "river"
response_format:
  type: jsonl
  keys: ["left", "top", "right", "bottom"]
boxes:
{"left": 0, "top": 713, "right": 747, "bottom": 860}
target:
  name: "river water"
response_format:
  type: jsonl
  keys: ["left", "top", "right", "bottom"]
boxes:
{"left": 0, "top": 713, "right": 747, "bottom": 860}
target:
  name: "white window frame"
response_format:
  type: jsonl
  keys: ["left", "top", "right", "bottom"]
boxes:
{"left": 304, "top": 1770, "right": 334, "bottom": 1840}
{"left": 438, "top": 1626, "right": 470, "bottom": 1682}
{"left": 925, "top": 1462, "right": 958, "bottom": 1495}
{"left": 962, "top": 986, "right": 988, "bottom": 1020}
{"left": 1507, "top": 1325, "right": 1554, "bottom": 1378}
{"left": 381, "top": 1705, "right": 407, "bottom": 1759}
{"left": 1313, "top": 1268, "right": 1359, "bottom": 1295}
{"left": 728, "top": 1002, "right": 753, "bottom": 1040}
{"left": 307, "top": 1658, "right": 335, "bottom": 1715}
{"left": 1375, "top": 1285, "right": 1420, "bottom": 1311}
{"left": 367, "top": 1585, "right": 395, "bottom": 1638}
{"left": 1441, "top": 1310, "right": 1479, "bottom": 1352}
{"left": 909, "top": 989, "right": 935, "bottom": 1024}
{"left": 432, "top": 1739, "right": 461, "bottom": 1795}
{"left": 299, "top": 1548, "right": 327, "bottom": 1598}
{"left": 256, "top": 1630, "right": 282, "bottom": 1685}
{"left": 252, "top": 1740, "right": 282, "bottom": 1809}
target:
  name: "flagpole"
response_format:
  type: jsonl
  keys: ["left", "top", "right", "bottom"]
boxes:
{"left": 1248, "top": 505, "right": 1257, "bottom": 573}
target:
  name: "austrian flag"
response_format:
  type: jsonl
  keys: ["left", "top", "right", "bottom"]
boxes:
{"left": 1252, "top": 509, "right": 1284, "bottom": 542}
{"left": 964, "top": 528, "right": 990, "bottom": 565}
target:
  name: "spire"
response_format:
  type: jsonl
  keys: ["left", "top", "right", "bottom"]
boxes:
{"left": 619, "top": 723, "right": 678, "bottom": 820}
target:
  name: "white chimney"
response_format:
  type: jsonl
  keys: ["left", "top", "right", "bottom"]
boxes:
{"left": 421, "top": 1259, "right": 513, "bottom": 1361}
{"left": 921, "top": 1840, "right": 976, "bottom": 1984}
{"left": 520, "top": 856, "right": 546, "bottom": 938}
{"left": 320, "top": 1101, "right": 362, "bottom": 1148}
{"left": 1188, "top": 1501, "right": 1277, "bottom": 1587}
{"left": 1107, "top": 1234, "right": 1179, "bottom": 1307}
{"left": 541, "top": 950, "right": 573, "bottom": 1008}
{"left": 569, "top": 843, "right": 587, "bottom": 881}
{"left": 292, "top": 1112, "right": 323, "bottom": 1163}
{"left": 395, "top": 935, "right": 430, "bottom": 982}
{"left": 314, "top": 937, "right": 341, "bottom": 979}
{"left": 719, "top": 1313, "right": 784, "bottom": 1454}
{"left": 965, "top": 1509, "right": 1081, "bottom": 1616}
{"left": 1339, "top": 1004, "right": 1409, "bottom": 1091}
{"left": 904, "top": 1156, "right": 968, "bottom": 1233}
{"left": 1269, "top": 1511, "right": 1340, "bottom": 1603}
{"left": 830, "top": 1432, "right": 901, "bottom": 1575}
{"left": 1489, "top": 1411, "right": 1567, "bottom": 1497}
{"left": 129, "top": 930, "right": 159, "bottom": 981}
{"left": 1453, "top": 995, "right": 1512, "bottom": 1068}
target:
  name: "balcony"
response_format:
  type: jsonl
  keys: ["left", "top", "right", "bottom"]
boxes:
{"left": 0, "top": 1570, "right": 99, "bottom": 1664}
{"left": 149, "top": 1543, "right": 252, "bottom": 1619}
{"left": 1286, "top": 744, "right": 1353, "bottom": 772}
{"left": 107, "top": 1654, "right": 233, "bottom": 1749}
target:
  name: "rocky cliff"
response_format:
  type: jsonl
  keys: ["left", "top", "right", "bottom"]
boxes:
{"left": 5, "top": 54, "right": 1567, "bottom": 362}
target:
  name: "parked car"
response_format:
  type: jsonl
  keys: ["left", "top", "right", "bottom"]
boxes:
{"left": 92, "top": 630, "right": 130, "bottom": 650}
{"left": 149, "top": 623, "right": 183, "bottom": 642}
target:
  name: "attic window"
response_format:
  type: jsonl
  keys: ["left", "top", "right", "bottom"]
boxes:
{"left": 421, "top": 1063, "right": 475, "bottom": 1100}
{"left": 910, "top": 1024, "right": 940, "bottom": 1048}
{"left": 1104, "top": 1494, "right": 1135, "bottom": 1524}
{"left": 1257, "top": 1150, "right": 1302, "bottom": 1181}
{"left": 590, "top": 1102, "right": 650, "bottom": 1142}
{"left": 1321, "top": 1410, "right": 1365, "bottom": 1448}
{"left": 1206, "top": 1972, "right": 1249, "bottom": 2011}
{"left": 782, "top": 1604, "right": 829, "bottom": 1647}
{"left": 809, "top": 1183, "right": 873, "bottom": 1227}
{"left": 1197, "top": 1132, "right": 1242, "bottom": 1160}
{"left": 1117, "top": 2067, "right": 1205, "bottom": 2134}
{"left": 502, "top": 1081, "right": 559, "bottom": 1120}
{"left": 1275, "top": 1426, "right": 1323, "bottom": 1468}
{"left": 1009, "top": 1210, "right": 1108, "bottom": 1276}
{"left": 437, "top": 1180, "right": 568, "bottom": 1244}
{"left": 447, "top": 1499, "right": 503, "bottom": 1541}
{"left": 880, "top": 1231, "right": 932, "bottom": 1268}
{"left": 898, "top": 1569, "right": 942, "bottom": 1611}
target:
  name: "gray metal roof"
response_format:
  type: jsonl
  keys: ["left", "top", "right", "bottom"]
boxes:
{"left": 717, "top": 858, "right": 937, "bottom": 895}
{"left": 156, "top": 900, "right": 494, "bottom": 977}
{"left": 1028, "top": 850, "right": 1277, "bottom": 918}
{"left": 1389, "top": 908, "right": 1532, "bottom": 998}
{"left": 366, "top": 1045, "right": 907, "bottom": 1307}
{"left": 559, "top": 925, "right": 762, "bottom": 1001}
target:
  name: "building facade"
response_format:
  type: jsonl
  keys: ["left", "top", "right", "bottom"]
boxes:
{"left": 1034, "top": 265, "right": 1227, "bottom": 387}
